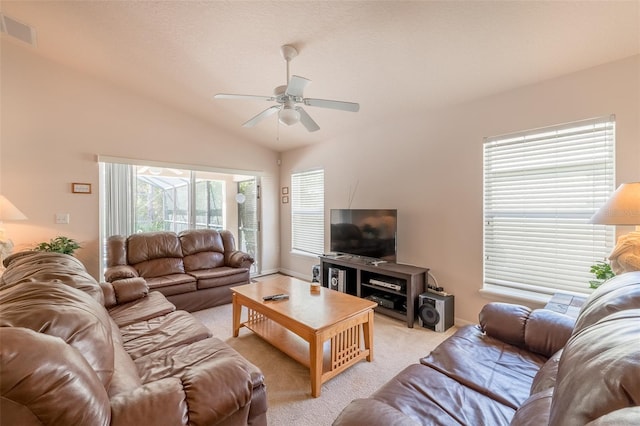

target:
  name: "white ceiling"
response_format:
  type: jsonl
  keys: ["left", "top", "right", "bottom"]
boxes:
{"left": 2, "top": 1, "right": 639, "bottom": 152}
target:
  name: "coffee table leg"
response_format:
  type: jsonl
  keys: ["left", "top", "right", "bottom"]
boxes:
{"left": 232, "top": 293, "right": 241, "bottom": 338}
{"left": 363, "top": 310, "right": 374, "bottom": 361}
{"left": 310, "top": 334, "right": 323, "bottom": 397}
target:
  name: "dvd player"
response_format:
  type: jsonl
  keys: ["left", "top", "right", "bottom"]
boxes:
{"left": 369, "top": 278, "right": 403, "bottom": 292}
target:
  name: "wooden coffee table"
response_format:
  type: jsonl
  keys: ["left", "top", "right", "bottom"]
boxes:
{"left": 232, "top": 275, "right": 376, "bottom": 397}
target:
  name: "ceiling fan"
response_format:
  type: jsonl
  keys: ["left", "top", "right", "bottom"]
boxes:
{"left": 214, "top": 45, "right": 359, "bottom": 132}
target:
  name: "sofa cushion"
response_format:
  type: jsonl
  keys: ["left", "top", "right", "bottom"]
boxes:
{"left": 108, "top": 291, "right": 176, "bottom": 327}
{"left": 146, "top": 273, "right": 196, "bottom": 288}
{"left": 420, "top": 325, "right": 547, "bottom": 410}
{"left": 0, "top": 327, "right": 111, "bottom": 426}
{"left": 108, "top": 335, "right": 144, "bottom": 398}
{"left": 184, "top": 251, "right": 225, "bottom": 271}
{"left": 147, "top": 276, "right": 198, "bottom": 296}
{"left": 134, "top": 338, "right": 258, "bottom": 425}
{"left": 180, "top": 229, "right": 226, "bottom": 271}
{"left": 190, "top": 266, "right": 249, "bottom": 289}
{"left": 530, "top": 349, "right": 563, "bottom": 394}
{"left": 337, "top": 363, "right": 516, "bottom": 425}
{"left": 134, "top": 257, "right": 186, "bottom": 278}
{"left": 127, "top": 232, "right": 183, "bottom": 263}
{"left": 0, "top": 281, "right": 115, "bottom": 388}
{"left": 510, "top": 387, "right": 554, "bottom": 426}
{"left": 120, "top": 310, "right": 212, "bottom": 359}
{"left": 549, "top": 309, "right": 640, "bottom": 426}
{"left": 127, "top": 232, "right": 186, "bottom": 277}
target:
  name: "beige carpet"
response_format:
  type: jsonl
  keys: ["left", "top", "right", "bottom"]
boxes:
{"left": 192, "top": 301, "right": 457, "bottom": 426}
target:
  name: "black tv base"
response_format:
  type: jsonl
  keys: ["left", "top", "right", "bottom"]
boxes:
{"left": 319, "top": 255, "right": 429, "bottom": 328}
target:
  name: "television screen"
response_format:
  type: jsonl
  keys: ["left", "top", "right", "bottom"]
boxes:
{"left": 330, "top": 209, "right": 397, "bottom": 262}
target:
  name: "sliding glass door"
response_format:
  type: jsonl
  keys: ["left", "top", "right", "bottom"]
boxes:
{"left": 100, "top": 160, "right": 261, "bottom": 275}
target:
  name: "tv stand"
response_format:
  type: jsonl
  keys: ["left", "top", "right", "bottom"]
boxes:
{"left": 319, "top": 255, "right": 428, "bottom": 328}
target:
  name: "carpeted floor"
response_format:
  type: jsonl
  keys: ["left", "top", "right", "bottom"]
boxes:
{"left": 192, "top": 297, "right": 456, "bottom": 425}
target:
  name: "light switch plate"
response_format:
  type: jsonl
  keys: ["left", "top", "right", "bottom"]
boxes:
{"left": 55, "top": 213, "right": 70, "bottom": 224}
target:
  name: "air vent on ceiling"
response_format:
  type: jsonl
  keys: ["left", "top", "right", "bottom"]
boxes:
{"left": 0, "top": 13, "right": 37, "bottom": 47}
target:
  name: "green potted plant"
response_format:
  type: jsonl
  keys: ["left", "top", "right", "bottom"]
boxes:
{"left": 589, "top": 261, "right": 615, "bottom": 289}
{"left": 34, "top": 236, "right": 81, "bottom": 255}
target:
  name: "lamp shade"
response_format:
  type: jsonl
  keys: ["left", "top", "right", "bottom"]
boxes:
{"left": 0, "top": 195, "right": 27, "bottom": 221}
{"left": 589, "top": 182, "right": 640, "bottom": 225}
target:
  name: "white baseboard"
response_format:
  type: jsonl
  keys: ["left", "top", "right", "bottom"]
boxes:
{"left": 277, "top": 268, "right": 311, "bottom": 282}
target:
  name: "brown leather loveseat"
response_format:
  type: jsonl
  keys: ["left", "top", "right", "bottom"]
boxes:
{"left": 0, "top": 251, "right": 267, "bottom": 426}
{"left": 334, "top": 272, "right": 640, "bottom": 425}
{"left": 105, "top": 229, "right": 254, "bottom": 311}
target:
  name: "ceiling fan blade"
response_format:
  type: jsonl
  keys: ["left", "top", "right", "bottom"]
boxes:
{"left": 304, "top": 98, "right": 360, "bottom": 112}
{"left": 285, "top": 75, "right": 311, "bottom": 98}
{"left": 296, "top": 107, "right": 320, "bottom": 132}
{"left": 215, "top": 93, "right": 275, "bottom": 102}
{"left": 242, "top": 105, "right": 280, "bottom": 128}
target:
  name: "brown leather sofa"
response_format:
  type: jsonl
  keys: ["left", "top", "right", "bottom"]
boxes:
{"left": 334, "top": 271, "right": 640, "bottom": 425}
{"left": 0, "top": 251, "right": 267, "bottom": 426}
{"left": 105, "top": 229, "right": 254, "bottom": 312}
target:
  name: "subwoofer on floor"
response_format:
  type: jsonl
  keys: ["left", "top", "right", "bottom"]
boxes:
{"left": 418, "top": 293, "right": 454, "bottom": 332}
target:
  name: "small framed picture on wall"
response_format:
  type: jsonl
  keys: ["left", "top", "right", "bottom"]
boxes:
{"left": 282, "top": 196, "right": 289, "bottom": 204}
{"left": 72, "top": 183, "right": 92, "bottom": 194}
{"left": 282, "top": 187, "right": 289, "bottom": 195}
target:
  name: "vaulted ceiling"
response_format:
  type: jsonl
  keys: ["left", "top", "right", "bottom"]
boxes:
{"left": 2, "top": 1, "right": 639, "bottom": 151}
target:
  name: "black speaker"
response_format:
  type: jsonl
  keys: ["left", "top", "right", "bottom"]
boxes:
{"left": 418, "top": 293, "right": 454, "bottom": 332}
{"left": 312, "top": 264, "right": 321, "bottom": 284}
{"left": 328, "top": 267, "right": 346, "bottom": 292}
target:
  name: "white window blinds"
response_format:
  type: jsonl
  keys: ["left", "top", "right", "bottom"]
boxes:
{"left": 483, "top": 116, "right": 615, "bottom": 300}
{"left": 291, "top": 169, "right": 325, "bottom": 255}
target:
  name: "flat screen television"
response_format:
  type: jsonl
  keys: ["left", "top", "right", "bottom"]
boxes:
{"left": 330, "top": 209, "right": 397, "bottom": 262}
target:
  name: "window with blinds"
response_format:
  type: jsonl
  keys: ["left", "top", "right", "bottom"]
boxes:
{"left": 483, "top": 116, "right": 615, "bottom": 301}
{"left": 291, "top": 169, "right": 325, "bottom": 255}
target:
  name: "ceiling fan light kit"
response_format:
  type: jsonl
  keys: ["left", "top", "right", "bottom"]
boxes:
{"left": 214, "top": 44, "right": 359, "bottom": 132}
{"left": 279, "top": 106, "right": 300, "bottom": 126}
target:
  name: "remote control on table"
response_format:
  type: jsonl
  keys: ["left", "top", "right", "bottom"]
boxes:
{"left": 263, "top": 293, "right": 289, "bottom": 301}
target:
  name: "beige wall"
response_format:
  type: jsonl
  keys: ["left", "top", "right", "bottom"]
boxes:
{"left": 279, "top": 55, "right": 640, "bottom": 324}
{"left": 1, "top": 42, "right": 280, "bottom": 279}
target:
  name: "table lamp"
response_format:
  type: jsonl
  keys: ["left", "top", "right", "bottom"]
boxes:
{"left": 0, "top": 195, "right": 28, "bottom": 269}
{"left": 589, "top": 182, "right": 640, "bottom": 274}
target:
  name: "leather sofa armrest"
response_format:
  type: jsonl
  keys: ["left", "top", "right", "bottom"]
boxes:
{"left": 479, "top": 302, "right": 575, "bottom": 356}
{"left": 227, "top": 250, "right": 255, "bottom": 269}
{"left": 110, "top": 378, "right": 188, "bottom": 426}
{"left": 479, "top": 302, "right": 532, "bottom": 347}
{"left": 524, "top": 309, "right": 575, "bottom": 357}
{"left": 180, "top": 356, "right": 253, "bottom": 425}
{"left": 100, "top": 278, "right": 149, "bottom": 308}
{"left": 104, "top": 265, "right": 139, "bottom": 283}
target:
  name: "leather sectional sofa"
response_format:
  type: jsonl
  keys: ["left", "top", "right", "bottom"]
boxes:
{"left": 334, "top": 271, "right": 640, "bottom": 425}
{"left": 0, "top": 251, "right": 267, "bottom": 426}
{"left": 105, "top": 229, "right": 254, "bottom": 312}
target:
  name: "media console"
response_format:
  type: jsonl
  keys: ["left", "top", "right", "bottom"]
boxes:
{"left": 319, "top": 255, "right": 428, "bottom": 328}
